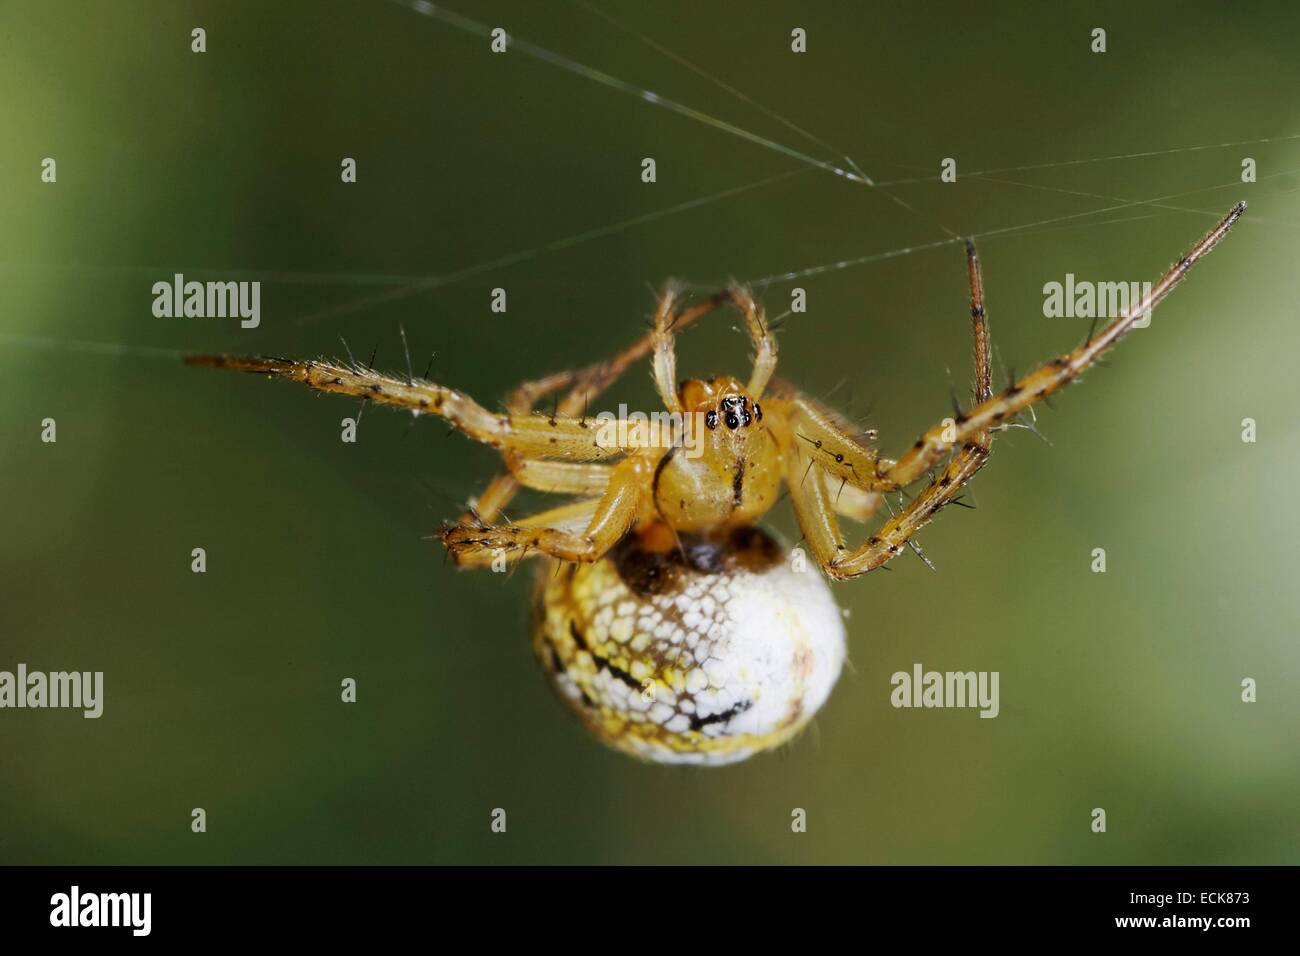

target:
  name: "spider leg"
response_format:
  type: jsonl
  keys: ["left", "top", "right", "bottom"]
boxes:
{"left": 442, "top": 451, "right": 657, "bottom": 567}
{"left": 781, "top": 427, "right": 849, "bottom": 572}
{"left": 764, "top": 382, "right": 887, "bottom": 492}
{"left": 461, "top": 371, "right": 603, "bottom": 524}
{"left": 463, "top": 288, "right": 733, "bottom": 523}
{"left": 768, "top": 232, "right": 997, "bottom": 497}
{"left": 185, "top": 355, "right": 659, "bottom": 460}
{"left": 815, "top": 243, "right": 996, "bottom": 578}
{"left": 823, "top": 473, "right": 881, "bottom": 523}
{"left": 789, "top": 430, "right": 991, "bottom": 579}
{"left": 463, "top": 450, "right": 616, "bottom": 530}
{"left": 872, "top": 202, "right": 1246, "bottom": 490}
{"left": 768, "top": 384, "right": 887, "bottom": 519}
{"left": 507, "top": 457, "right": 615, "bottom": 496}
{"left": 652, "top": 284, "right": 779, "bottom": 409}
{"left": 779, "top": 232, "right": 994, "bottom": 578}
{"left": 730, "top": 285, "right": 779, "bottom": 398}
{"left": 439, "top": 497, "right": 601, "bottom": 569}
{"left": 785, "top": 204, "right": 1244, "bottom": 579}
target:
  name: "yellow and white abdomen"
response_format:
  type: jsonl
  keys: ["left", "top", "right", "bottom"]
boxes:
{"left": 533, "top": 525, "right": 846, "bottom": 765}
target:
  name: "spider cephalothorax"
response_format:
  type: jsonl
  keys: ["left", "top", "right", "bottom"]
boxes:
{"left": 655, "top": 375, "right": 782, "bottom": 534}
{"left": 190, "top": 202, "right": 1243, "bottom": 764}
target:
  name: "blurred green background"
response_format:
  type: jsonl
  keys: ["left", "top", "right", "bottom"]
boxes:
{"left": 1, "top": 0, "right": 1297, "bottom": 865}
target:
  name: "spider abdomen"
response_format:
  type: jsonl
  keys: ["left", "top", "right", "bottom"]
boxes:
{"left": 533, "top": 524, "right": 846, "bottom": 765}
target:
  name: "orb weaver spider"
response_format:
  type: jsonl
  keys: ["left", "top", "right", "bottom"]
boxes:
{"left": 190, "top": 202, "right": 1244, "bottom": 765}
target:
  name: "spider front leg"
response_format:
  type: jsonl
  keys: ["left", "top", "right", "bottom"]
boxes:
{"left": 788, "top": 203, "right": 1244, "bottom": 580}
{"left": 766, "top": 381, "right": 888, "bottom": 492}
{"left": 652, "top": 284, "right": 778, "bottom": 409}
{"left": 779, "top": 237, "right": 995, "bottom": 578}
{"left": 766, "top": 386, "right": 886, "bottom": 521}
{"left": 442, "top": 450, "right": 659, "bottom": 567}
{"left": 185, "top": 355, "right": 655, "bottom": 461}
{"left": 463, "top": 285, "right": 743, "bottom": 524}
{"left": 871, "top": 202, "right": 1245, "bottom": 491}
{"left": 464, "top": 365, "right": 635, "bottom": 524}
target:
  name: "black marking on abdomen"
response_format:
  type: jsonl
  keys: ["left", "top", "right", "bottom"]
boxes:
{"left": 598, "top": 657, "right": 642, "bottom": 691}
{"left": 689, "top": 699, "right": 753, "bottom": 732}
{"left": 571, "top": 619, "right": 641, "bottom": 691}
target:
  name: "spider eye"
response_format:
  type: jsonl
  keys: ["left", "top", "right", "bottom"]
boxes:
{"left": 705, "top": 410, "right": 719, "bottom": 429}
{"left": 725, "top": 413, "right": 740, "bottom": 429}
{"left": 753, "top": 403, "right": 762, "bottom": 421}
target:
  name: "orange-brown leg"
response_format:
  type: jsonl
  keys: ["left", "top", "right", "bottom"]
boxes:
{"left": 783, "top": 203, "right": 1244, "bottom": 579}
{"left": 443, "top": 450, "right": 659, "bottom": 567}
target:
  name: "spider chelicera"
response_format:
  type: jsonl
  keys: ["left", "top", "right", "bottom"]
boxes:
{"left": 190, "top": 202, "right": 1243, "bottom": 765}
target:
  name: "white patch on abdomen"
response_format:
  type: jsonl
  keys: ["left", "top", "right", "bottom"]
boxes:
{"left": 535, "top": 533, "right": 848, "bottom": 766}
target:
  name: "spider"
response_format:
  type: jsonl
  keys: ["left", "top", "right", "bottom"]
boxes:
{"left": 189, "top": 202, "right": 1244, "bottom": 765}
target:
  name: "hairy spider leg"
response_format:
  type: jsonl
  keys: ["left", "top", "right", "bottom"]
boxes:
{"left": 183, "top": 355, "right": 659, "bottom": 460}
{"left": 465, "top": 285, "right": 764, "bottom": 524}
{"left": 777, "top": 202, "right": 1244, "bottom": 580}
{"left": 652, "top": 285, "right": 778, "bottom": 411}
